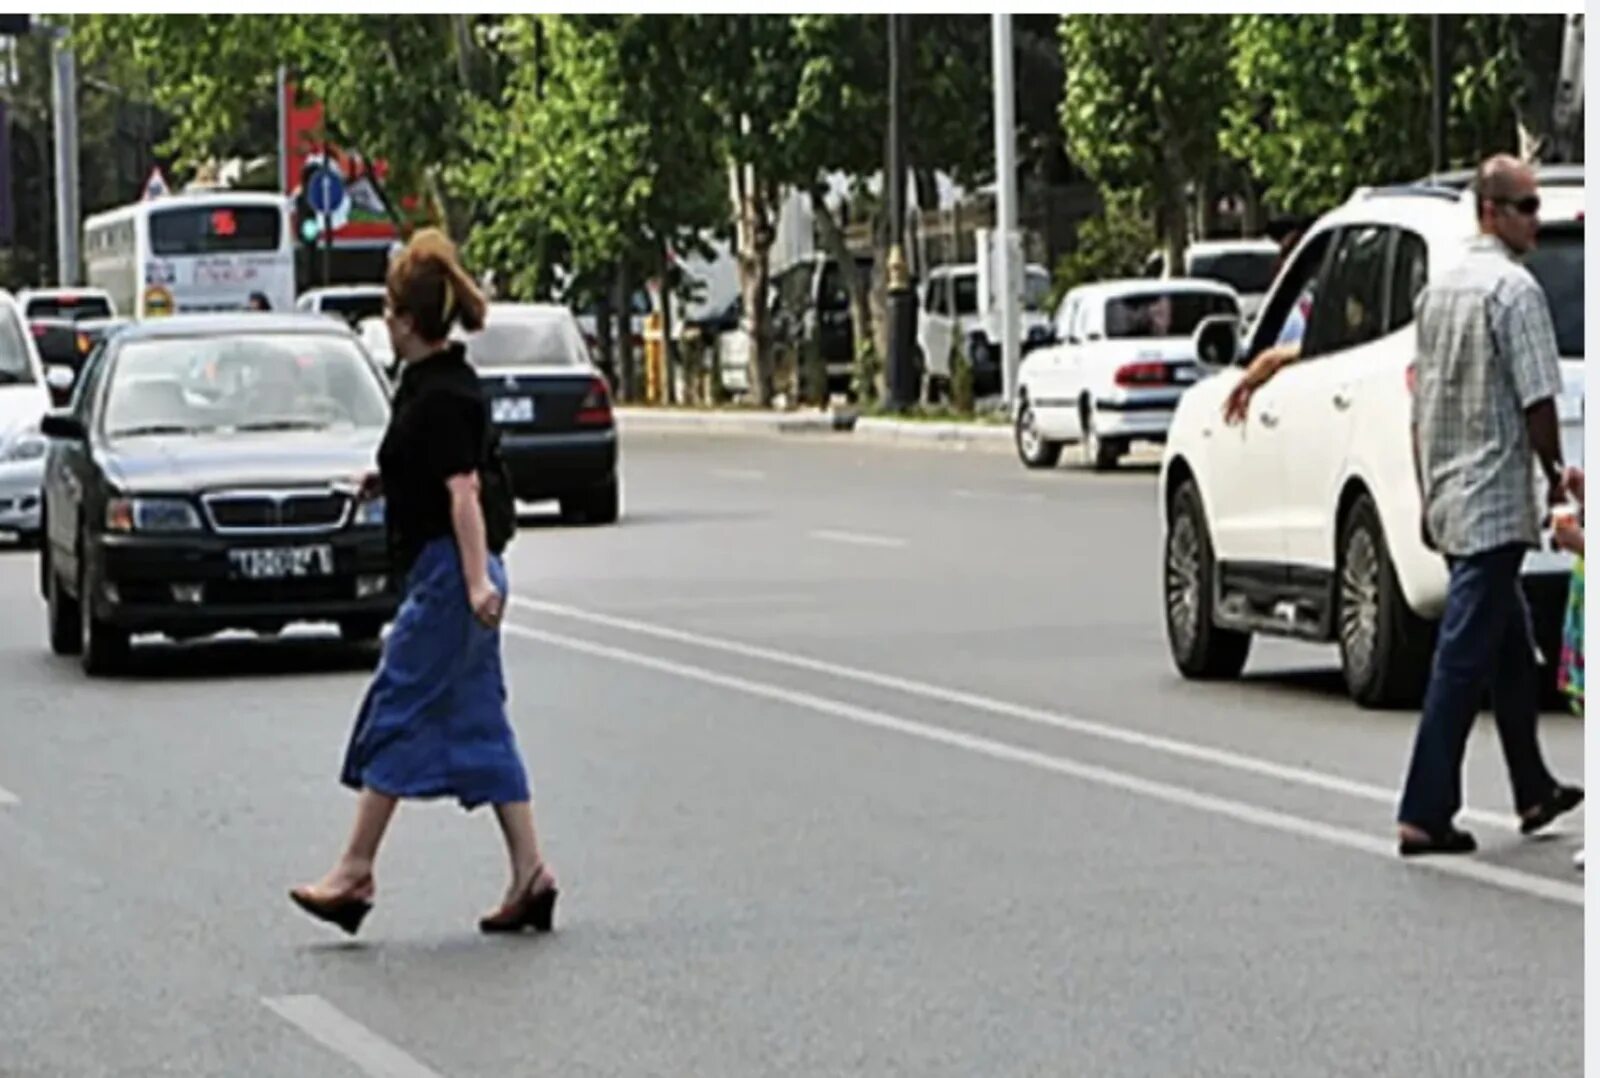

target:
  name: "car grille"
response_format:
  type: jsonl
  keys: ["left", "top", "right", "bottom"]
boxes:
{"left": 201, "top": 489, "right": 351, "bottom": 535}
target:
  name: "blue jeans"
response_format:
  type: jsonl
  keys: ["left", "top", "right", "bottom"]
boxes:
{"left": 1397, "top": 544, "right": 1556, "bottom": 830}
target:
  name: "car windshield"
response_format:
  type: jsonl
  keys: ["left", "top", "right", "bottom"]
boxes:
{"left": 1188, "top": 250, "right": 1277, "bottom": 295}
{"left": 467, "top": 316, "right": 588, "bottom": 369}
{"left": 103, "top": 333, "right": 388, "bottom": 438}
{"left": 1525, "top": 226, "right": 1583, "bottom": 358}
{"left": 25, "top": 294, "right": 113, "bottom": 321}
{"left": 1024, "top": 271, "right": 1051, "bottom": 311}
{"left": 1105, "top": 291, "right": 1238, "bottom": 339}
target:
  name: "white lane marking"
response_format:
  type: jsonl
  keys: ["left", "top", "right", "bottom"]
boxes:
{"left": 502, "top": 621, "right": 1581, "bottom": 907}
{"left": 952, "top": 488, "right": 1046, "bottom": 504}
{"left": 603, "top": 593, "right": 815, "bottom": 613}
{"left": 711, "top": 467, "right": 767, "bottom": 480}
{"left": 807, "top": 529, "right": 908, "bottom": 549}
{"left": 508, "top": 598, "right": 1523, "bottom": 833}
{"left": 263, "top": 995, "right": 447, "bottom": 1078}
{"left": 0, "top": 783, "right": 16, "bottom": 806}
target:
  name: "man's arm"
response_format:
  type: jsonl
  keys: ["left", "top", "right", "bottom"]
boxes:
{"left": 1526, "top": 398, "right": 1565, "bottom": 503}
{"left": 1495, "top": 277, "right": 1566, "bottom": 503}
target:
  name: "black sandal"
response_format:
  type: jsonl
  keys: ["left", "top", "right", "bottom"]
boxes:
{"left": 1520, "top": 785, "right": 1584, "bottom": 836}
{"left": 1398, "top": 825, "right": 1478, "bottom": 857}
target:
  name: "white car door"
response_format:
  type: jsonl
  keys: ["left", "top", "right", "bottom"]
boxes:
{"left": 1271, "top": 224, "right": 1391, "bottom": 568}
{"left": 921, "top": 276, "right": 954, "bottom": 380}
{"left": 1029, "top": 293, "right": 1082, "bottom": 436}
{"left": 1203, "top": 230, "right": 1337, "bottom": 567}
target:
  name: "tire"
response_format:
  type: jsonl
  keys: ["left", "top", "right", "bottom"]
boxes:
{"left": 339, "top": 617, "right": 386, "bottom": 645}
{"left": 79, "top": 558, "right": 129, "bottom": 677}
{"left": 561, "top": 477, "right": 620, "bottom": 526}
{"left": 1014, "top": 395, "right": 1062, "bottom": 470}
{"left": 1337, "top": 494, "right": 1434, "bottom": 709}
{"left": 1164, "top": 480, "right": 1251, "bottom": 679}
{"left": 1080, "top": 400, "right": 1122, "bottom": 472}
{"left": 46, "top": 548, "right": 81, "bottom": 657}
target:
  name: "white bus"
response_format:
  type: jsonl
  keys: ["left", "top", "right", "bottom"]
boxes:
{"left": 84, "top": 190, "right": 295, "bottom": 319}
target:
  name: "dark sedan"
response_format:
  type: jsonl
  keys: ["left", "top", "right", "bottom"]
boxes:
{"left": 466, "top": 304, "right": 619, "bottom": 524}
{"left": 39, "top": 315, "right": 399, "bottom": 674}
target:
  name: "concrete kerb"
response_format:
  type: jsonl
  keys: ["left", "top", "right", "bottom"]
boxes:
{"left": 615, "top": 406, "right": 1014, "bottom": 453}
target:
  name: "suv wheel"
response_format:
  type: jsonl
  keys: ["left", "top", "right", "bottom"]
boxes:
{"left": 1014, "top": 395, "right": 1062, "bottom": 470}
{"left": 1165, "top": 480, "right": 1251, "bottom": 679}
{"left": 1337, "top": 494, "right": 1434, "bottom": 708}
{"left": 1080, "top": 400, "right": 1122, "bottom": 471}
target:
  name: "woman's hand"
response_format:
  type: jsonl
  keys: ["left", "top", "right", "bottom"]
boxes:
{"left": 469, "top": 578, "right": 504, "bottom": 628}
{"left": 1552, "top": 510, "right": 1585, "bottom": 557}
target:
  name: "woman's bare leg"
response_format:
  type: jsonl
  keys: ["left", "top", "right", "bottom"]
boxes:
{"left": 305, "top": 789, "right": 398, "bottom": 896}
{"left": 491, "top": 800, "right": 553, "bottom": 906}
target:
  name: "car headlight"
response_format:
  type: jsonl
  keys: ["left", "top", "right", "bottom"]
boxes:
{"left": 353, "top": 495, "right": 386, "bottom": 528}
{"left": 105, "top": 497, "right": 203, "bottom": 533}
{"left": 2, "top": 431, "right": 47, "bottom": 463}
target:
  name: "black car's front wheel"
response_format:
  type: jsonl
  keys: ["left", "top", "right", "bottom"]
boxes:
{"left": 78, "top": 558, "right": 129, "bottom": 677}
{"left": 45, "top": 547, "right": 82, "bottom": 657}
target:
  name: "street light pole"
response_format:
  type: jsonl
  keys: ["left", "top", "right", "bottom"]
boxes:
{"left": 884, "top": 13, "right": 916, "bottom": 412}
{"left": 50, "top": 29, "right": 79, "bottom": 288}
{"left": 991, "top": 13, "right": 1021, "bottom": 406}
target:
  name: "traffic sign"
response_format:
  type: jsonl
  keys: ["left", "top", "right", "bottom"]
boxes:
{"left": 305, "top": 166, "right": 346, "bottom": 216}
{"left": 142, "top": 167, "right": 170, "bottom": 201}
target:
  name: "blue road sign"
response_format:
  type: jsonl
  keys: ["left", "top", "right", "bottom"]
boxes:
{"left": 305, "top": 167, "right": 346, "bottom": 216}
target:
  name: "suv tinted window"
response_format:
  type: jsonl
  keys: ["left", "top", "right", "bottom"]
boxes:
{"left": 1387, "top": 230, "right": 1428, "bottom": 333}
{"left": 1302, "top": 226, "right": 1390, "bottom": 358}
{"left": 1525, "top": 225, "right": 1583, "bottom": 358}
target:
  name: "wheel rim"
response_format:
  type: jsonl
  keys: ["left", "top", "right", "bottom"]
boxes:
{"left": 1017, "top": 403, "right": 1041, "bottom": 459}
{"left": 1339, "top": 527, "right": 1381, "bottom": 682}
{"left": 1166, "top": 510, "right": 1202, "bottom": 652}
{"left": 1082, "top": 407, "right": 1099, "bottom": 463}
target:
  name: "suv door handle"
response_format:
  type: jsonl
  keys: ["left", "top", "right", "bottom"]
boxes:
{"left": 1333, "top": 391, "right": 1353, "bottom": 411}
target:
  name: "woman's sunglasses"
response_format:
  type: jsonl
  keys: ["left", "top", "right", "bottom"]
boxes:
{"left": 1494, "top": 195, "right": 1541, "bottom": 217}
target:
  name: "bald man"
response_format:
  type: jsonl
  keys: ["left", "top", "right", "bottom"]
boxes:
{"left": 1397, "top": 154, "right": 1582, "bottom": 856}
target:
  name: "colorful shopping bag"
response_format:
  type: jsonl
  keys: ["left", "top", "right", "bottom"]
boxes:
{"left": 1557, "top": 556, "right": 1584, "bottom": 716}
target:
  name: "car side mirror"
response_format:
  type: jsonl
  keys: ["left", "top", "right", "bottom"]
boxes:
{"left": 45, "top": 364, "right": 76, "bottom": 394}
{"left": 1193, "top": 315, "right": 1242, "bottom": 369}
{"left": 41, "top": 409, "right": 85, "bottom": 441}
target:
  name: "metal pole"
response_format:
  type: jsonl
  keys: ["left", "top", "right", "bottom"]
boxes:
{"left": 991, "top": 13, "right": 1020, "bottom": 405}
{"left": 320, "top": 140, "right": 332, "bottom": 287}
{"left": 276, "top": 65, "right": 289, "bottom": 195}
{"left": 50, "top": 34, "right": 78, "bottom": 287}
{"left": 885, "top": 13, "right": 916, "bottom": 411}
{"left": 1430, "top": 15, "right": 1447, "bottom": 176}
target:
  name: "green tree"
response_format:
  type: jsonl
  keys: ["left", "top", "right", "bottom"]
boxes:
{"left": 1059, "top": 14, "right": 1234, "bottom": 275}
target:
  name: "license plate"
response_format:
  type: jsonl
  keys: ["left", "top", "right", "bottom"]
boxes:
{"left": 492, "top": 396, "right": 535, "bottom": 424}
{"left": 228, "top": 545, "right": 334, "bottom": 580}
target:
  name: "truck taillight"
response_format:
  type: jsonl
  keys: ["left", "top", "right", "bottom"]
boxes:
{"left": 576, "top": 377, "right": 613, "bottom": 426}
{"left": 1115, "top": 361, "right": 1169, "bottom": 387}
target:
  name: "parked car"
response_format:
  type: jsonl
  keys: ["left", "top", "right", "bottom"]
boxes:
{"left": 918, "top": 262, "right": 1054, "bottom": 399}
{"left": 16, "top": 287, "right": 117, "bottom": 323}
{"left": 39, "top": 314, "right": 399, "bottom": 674}
{"left": 0, "top": 290, "right": 51, "bottom": 545}
{"left": 1014, "top": 279, "right": 1239, "bottom": 471}
{"left": 1159, "top": 170, "right": 1585, "bottom": 708}
{"left": 770, "top": 252, "right": 875, "bottom": 397}
{"left": 355, "top": 315, "right": 395, "bottom": 377}
{"left": 295, "top": 285, "right": 386, "bottom": 327}
{"left": 463, "top": 304, "right": 619, "bottom": 524}
{"left": 1146, "top": 239, "right": 1279, "bottom": 322}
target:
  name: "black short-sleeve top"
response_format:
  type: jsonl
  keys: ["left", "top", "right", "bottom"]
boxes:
{"left": 378, "top": 343, "right": 486, "bottom": 574}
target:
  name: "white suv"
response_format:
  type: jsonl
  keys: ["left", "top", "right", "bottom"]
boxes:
{"left": 1159, "top": 169, "right": 1585, "bottom": 707}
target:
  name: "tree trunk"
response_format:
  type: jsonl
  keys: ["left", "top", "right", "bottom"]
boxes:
{"left": 659, "top": 239, "right": 676, "bottom": 406}
{"left": 595, "top": 271, "right": 616, "bottom": 389}
{"left": 732, "top": 163, "right": 776, "bottom": 407}
{"left": 1147, "top": 15, "right": 1190, "bottom": 274}
{"left": 614, "top": 262, "right": 635, "bottom": 403}
{"left": 813, "top": 190, "right": 872, "bottom": 407}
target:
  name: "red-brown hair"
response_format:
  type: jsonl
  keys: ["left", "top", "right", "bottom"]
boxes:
{"left": 385, "top": 228, "right": 487, "bottom": 342}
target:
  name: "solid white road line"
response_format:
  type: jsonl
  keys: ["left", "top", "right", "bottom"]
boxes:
{"left": 951, "top": 488, "right": 1046, "bottom": 504}
{"left": 502, "top": 620, "right": 1581, "bottom": 907}
{"left": 0, "top": 783, "right": 16, "bottom": 806}
{"left": 508, "top": 598, "right": 1525, "bottom": 832}
{"left": 807, "top": 529, "right": 909, "bottom": 549}
{"left": 263, "top": 995, "right": 447, "bottom": 1078}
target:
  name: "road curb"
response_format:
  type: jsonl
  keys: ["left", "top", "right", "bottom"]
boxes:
{"left": 615, "top": 407, "right": 852, "bottom": 436}
{"left": 850, "top": 416, "right": 1013, "bottom": 452}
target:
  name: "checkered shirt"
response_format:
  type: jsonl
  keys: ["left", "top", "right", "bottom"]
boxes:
{"left": 1412, "top": 234, "right": 1563, "bottom": 557}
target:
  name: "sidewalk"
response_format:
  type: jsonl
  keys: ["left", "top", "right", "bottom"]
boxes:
{"left": 614, "top": 406, "right": 1015, "bottom": 453}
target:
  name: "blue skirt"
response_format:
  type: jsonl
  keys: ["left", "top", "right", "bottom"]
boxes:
{"left": 340, "top": 536, "right": 529, "bottom": 809}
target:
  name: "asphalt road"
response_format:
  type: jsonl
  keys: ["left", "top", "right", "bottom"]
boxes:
{"left": 0, "top": 430, "right": 1584, "bottom": 1077}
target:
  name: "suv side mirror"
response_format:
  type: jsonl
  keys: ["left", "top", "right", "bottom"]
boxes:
{"left": 1194, "top": 315, "right": 1242, "bottom": 369}
{"left": 41, "top": 409, "right": 86, "bottom": 441}
{"left": 45, "top": 364, "right": 76, "bottom": 394}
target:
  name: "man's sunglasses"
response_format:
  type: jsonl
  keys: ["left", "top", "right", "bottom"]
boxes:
{"left": 1494, "top": 195, "right": 1541, "bottom": 217}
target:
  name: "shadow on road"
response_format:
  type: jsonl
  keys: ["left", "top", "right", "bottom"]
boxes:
{"left": 111, "top": 635, "right": 379, "bottom": 681}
